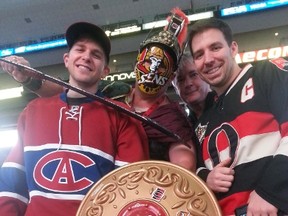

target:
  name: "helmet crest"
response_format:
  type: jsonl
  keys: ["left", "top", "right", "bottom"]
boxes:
{"left": 139, "top": 7, "right": 189, "bottom": 71}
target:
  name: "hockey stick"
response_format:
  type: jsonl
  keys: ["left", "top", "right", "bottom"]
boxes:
{"left": 0, "top": 58, "right": 181, "bottom": 141}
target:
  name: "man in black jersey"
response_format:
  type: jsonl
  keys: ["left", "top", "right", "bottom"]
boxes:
{"left": 188, "top": 17, "right": 288, "bottom": 215}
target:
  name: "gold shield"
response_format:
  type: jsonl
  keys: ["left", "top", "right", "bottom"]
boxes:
{"left": 77, "top": 160, "right": 222, "bottom": 216}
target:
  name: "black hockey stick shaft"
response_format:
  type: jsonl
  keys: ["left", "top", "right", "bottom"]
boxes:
{"left": 0, "top": 58, "right": 181, "bottom": 141}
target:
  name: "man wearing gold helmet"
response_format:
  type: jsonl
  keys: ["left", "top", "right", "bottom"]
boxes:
{"left": 124, "top": 8, "right": 196, "bottom": 170}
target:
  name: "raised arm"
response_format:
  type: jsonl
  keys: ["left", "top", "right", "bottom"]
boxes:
{"left": 0, "top": 55, "right": 64, "bottom": 97}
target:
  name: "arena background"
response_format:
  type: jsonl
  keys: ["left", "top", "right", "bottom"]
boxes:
{"left": 0, "top": 0, "right": 287, "bottom": 162}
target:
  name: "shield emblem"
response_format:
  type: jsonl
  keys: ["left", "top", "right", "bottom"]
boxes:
{"left": 77, "top": 160, "right": 222, "bottom": 216}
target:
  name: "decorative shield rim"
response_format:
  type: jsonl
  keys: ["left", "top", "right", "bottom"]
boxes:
{"left": 76, "top": 160, "right": 222, "bottom": 216}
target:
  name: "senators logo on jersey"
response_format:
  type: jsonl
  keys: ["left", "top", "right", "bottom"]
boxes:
{"left": 202, "top": 123, "right": 239, "bottom": 170}
{"left": 34, "top": 150, "right": 95, "bottom": 192}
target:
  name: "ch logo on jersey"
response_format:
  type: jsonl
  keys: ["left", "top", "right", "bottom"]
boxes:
{"left": 65, "top": 105, "right": 80, "bottom": 120}
{"left": 241, "top": 77, "right": 254, "bottom": 103}
{"left": 34, "top": 150, "right": 95, "bottom": 192}
{"left": 203, "top": 123, "right": 239, "bottom": 169}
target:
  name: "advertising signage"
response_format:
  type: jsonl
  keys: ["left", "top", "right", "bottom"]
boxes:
{"left": 104, "top": 71, "right": 136, "bottom": 82}
{"left": 0, "top": 39, "right": 67, "bottom": 57}
{"left": 220, "top": 0, "right": 288, "bottom": 17}
{"left": 236, "top": 45, "right": 288, "bottom": 64}
{"left": 104, "top": 46, "right": 288, "bottom": 82}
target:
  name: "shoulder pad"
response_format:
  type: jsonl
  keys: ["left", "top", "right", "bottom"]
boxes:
{"left": 99, "top": 80, "right": 132, "bottom": 100}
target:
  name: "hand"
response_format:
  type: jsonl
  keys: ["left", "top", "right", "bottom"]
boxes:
{"left": 169, "top": 140, "right": 196, "bottom": 172}
{"left": 206, "top": 158, "right": 234, "bottom": 192}
{"left": 247, "top": 191, "right": 278, "bottom": 216}
{"left": 0, "top": 55, "right": 31, "bottom": 83}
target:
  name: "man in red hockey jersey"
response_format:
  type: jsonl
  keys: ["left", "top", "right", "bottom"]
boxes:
{"left": 2, "top": 8, "right": 197, "bottom": 173}
{"left": 0, "top": 22, "right": 148, "bottom": 216}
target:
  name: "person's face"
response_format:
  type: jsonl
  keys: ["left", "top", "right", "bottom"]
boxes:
{"left": 135, "top": 46, "right": 175, "bottom": 95}
{"left": 190, "top": 28, "right": 238, "bottom": 94}
{"left": 63, "top": 38, "right": 110, "bottom": 89}
{"left": 175, "top": 60, "right": 210, "bottom": 106}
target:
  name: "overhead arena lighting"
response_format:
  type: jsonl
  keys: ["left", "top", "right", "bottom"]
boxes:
{"left": 109, "top": 25, "right": 141, "bottom": 36}
{"left": 142, "top": 11, "right": 214, "bottom": 30}
{"left": 0, "top": 11, "right": 214, "bottom": 57}
{"left": 0, "top": 129, "right": 18, "bottom": 148}
{"left": 0, "top": 86, "right": 23, "bottom": 100}
{"left": 142, "top": 19, "right": 168, "bottom": 30}
{"left": 187, "top": 11, "right": 214, "bottom": 21}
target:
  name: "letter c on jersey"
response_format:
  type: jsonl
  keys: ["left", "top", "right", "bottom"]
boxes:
{"left": 34, "top": 150, "right": 95, "bottom": 192}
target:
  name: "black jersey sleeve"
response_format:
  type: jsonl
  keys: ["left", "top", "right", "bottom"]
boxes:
{"left": 254, "top": 57, "right": 288, "bottom": 213}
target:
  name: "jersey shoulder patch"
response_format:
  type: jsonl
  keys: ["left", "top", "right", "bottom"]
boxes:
{"left": 269, "top": 57, "right": 288, "bottom": 72}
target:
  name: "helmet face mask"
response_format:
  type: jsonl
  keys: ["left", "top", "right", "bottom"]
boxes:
{"left": 135, "top": 8, "right": 189, "bottom": 96}
{"left": 135, "top": 45, "right": 175, "bottom": 95}
{"left": 139, "top": 31, "right": 180, "bottom": 71}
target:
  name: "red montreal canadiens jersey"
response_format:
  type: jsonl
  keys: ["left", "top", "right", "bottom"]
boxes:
{"left": 196, "top": 58, "right": 288, "bottom": 215}
{"left": 0, "top": 93, "right": 148, "bottom": 216}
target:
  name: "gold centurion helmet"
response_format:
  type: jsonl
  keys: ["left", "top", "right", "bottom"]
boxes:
{"left": 139, "top": 8, "right": 189, "bottom": 71}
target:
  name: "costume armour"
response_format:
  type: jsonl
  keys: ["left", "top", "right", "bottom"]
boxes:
{"left": 0, "top": 92, "right": 148, "bottom": 216}
{"left": 196, "top": 57, "right": 288, "bottom": 215}
{"left": 143, "top": 100, "right": 196, "bottom": 161}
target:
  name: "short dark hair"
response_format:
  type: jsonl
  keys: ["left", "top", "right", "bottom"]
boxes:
{"left": 65, "top": 22, "right": 111, "bottom": 64}
{"left": 188, "top": 18, "right": 233, "bottom": 57}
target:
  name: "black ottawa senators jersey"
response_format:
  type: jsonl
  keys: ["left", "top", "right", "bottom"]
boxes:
{"left": 195, "top": 57, "right": 288, "bottom": 215}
